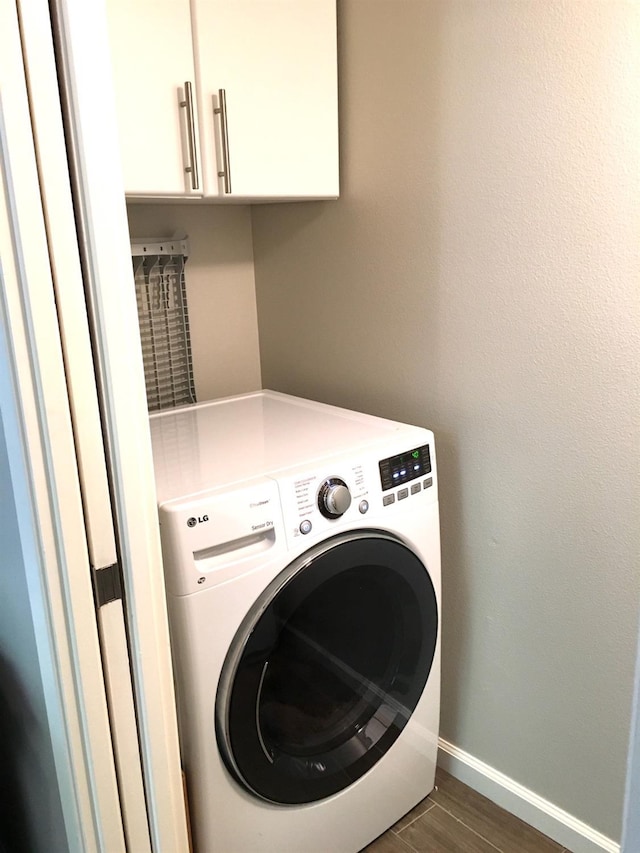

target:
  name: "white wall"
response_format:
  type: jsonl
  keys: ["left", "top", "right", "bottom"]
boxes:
{"left": 126, "top": 203, "right": 261, "bottom": 402}
{"left": 252, "top": 0, "right": 640, "bottom": 842}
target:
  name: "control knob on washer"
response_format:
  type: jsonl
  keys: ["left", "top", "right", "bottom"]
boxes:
{"left": 318, "top": 478, "right": 352, "bottom": 519}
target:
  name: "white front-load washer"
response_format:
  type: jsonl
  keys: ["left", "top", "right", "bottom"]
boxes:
{"left": 149, "top": 391, "right": 441, "bottom": 853}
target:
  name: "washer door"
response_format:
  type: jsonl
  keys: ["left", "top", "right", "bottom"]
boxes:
{"left": 215, "top": 531, "right": 438, "bottom": 805}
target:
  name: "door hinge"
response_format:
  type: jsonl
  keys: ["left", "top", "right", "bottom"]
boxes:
{"left": 92, "top": 562, "right": 123, "bottom": 608}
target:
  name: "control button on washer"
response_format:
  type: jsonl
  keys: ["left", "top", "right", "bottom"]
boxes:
{"left": 382, "top": 494, "right": 395, "bottom": 507}
{"left": 398, "top": 488, "right": 409, "bottom": 500}
{"left": 359, "top": 499, "right": 369, "bottom": 514}
{"left": 423, "top": 477, "right": 433, "bottom": 489}
{"left": 411, "top": 483, "right": 421, "bottom": 495}
{"left": 299, "top": 519, "right": 313, "bottom": 535}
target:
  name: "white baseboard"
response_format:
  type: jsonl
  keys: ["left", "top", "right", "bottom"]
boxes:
{"left": 437, "top": 738, "right": 619, "bottom": 853}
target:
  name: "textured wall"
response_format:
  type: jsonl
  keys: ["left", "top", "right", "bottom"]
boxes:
{"left": 126, "top": 203, "right": 261, "bottom": 402}
{"left": 252, "top": 0, "right": 640, "bottom": 840}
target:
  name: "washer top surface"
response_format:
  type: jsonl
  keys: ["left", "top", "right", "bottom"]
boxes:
{"left": 150, "top": 390, "right": 425, "bottom": 504}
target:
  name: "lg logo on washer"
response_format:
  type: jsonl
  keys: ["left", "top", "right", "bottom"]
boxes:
{"left": 187, "top": 515, "right": 209, "bottom": 528}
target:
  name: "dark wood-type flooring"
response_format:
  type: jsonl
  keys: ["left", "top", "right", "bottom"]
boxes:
{"left": 364, "top": 769, "right": 572, "bottom": 853}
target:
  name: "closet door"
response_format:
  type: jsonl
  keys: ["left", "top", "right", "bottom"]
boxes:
{"left": 1, "top": 2, "right": 126, "bottom": 848}
{"left": 105, "top": 0, "right": 202, "bottom": 197}
{"left": 192, "top": 0, "right": 339, "bottom": 200}
{"left": 19, "top": 0, "right": 191, "bottom": 850}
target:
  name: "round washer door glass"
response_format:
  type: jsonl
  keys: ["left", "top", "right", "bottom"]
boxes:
{"left": 215, "top": 531, "right": 438, "bottom": 805}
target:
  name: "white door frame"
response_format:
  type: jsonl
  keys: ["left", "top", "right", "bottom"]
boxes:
{"left": 622, "top": 626, "right": 640, "bottom": 850}
{"left": 18, "top": 2, "right": 152, "bottom": 849}
{"left": 46, "top": 1, "right": 190, "bottom": 849}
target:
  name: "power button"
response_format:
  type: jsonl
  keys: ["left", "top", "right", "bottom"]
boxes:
{"left": 299, "top": 519, "right": 312, "bottom": 535}
{"left": 359, "top": 500, "right": 369, "bottom": 514}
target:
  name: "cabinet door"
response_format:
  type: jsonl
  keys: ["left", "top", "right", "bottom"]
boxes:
{"left": 191, "top": 0, "right": 339, "bottom": 200}
{"left": 106, "top": 0, "right": 201, "bottom": 197}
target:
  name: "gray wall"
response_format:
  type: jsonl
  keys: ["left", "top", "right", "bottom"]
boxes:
{"left": 0, "top": 414, "right": 68, "bottom": 852}
{"left": 252, "top": 0, "right": 640, "bottom": 841}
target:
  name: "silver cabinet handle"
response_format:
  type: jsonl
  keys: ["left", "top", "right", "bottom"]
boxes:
{"left": 180, "top": 81, "right": 199, "bottom": 190}
{"left": 214, "top": 88, "right": 232, "bottom": 194}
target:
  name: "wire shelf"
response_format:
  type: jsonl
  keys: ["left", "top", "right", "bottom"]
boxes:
{"left": 131, "top": 236, "right": 196, "bottom": 412}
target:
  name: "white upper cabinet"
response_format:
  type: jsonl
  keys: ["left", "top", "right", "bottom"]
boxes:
{"left": 106, "top": 0, "right": 201, "bottom": 197}
{"left": 191, "top": 0, "right": 338, "bottom": 201}
{"left": 106, "top": 0, "right": 338, "bottom": 201}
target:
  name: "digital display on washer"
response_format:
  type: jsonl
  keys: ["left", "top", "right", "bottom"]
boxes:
{"left": 379, "top": 444, "right": 431, "bottom": 491}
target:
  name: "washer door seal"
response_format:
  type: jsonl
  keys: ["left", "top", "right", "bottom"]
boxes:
{"left": 215, "top": 530, "right": 438, "bottom": 805}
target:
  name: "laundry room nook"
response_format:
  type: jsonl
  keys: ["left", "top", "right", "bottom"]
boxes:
{"left": 1, "top": 1, "right": 638, "bottom": 853}
{"left": 110, "top": 1, "right": 640, "bottom": 849}
{"left": 115, "top": 0, "right": 639, "bottom": 851}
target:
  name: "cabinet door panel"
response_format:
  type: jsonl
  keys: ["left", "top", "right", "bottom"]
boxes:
{"left": 192, "top": 0, "right": 338, "bottom": 200}
{"left": 106, "top": 0, "right": 201, "bottom": 196}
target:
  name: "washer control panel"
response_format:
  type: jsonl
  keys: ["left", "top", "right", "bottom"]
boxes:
{"left": 280, "top": 459, "right": 369, "bottom": 543}
{"left": 318, "top": 477, "right": 352, "bottom": 519}
{"left": 277, "top": 437, "right": 436, "bottom": 548}
{"left": 379, "top": 444, "right": 431, "bottom": 491}
{"left": 382, "top": 476, "right": 433, "bottom": 507}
